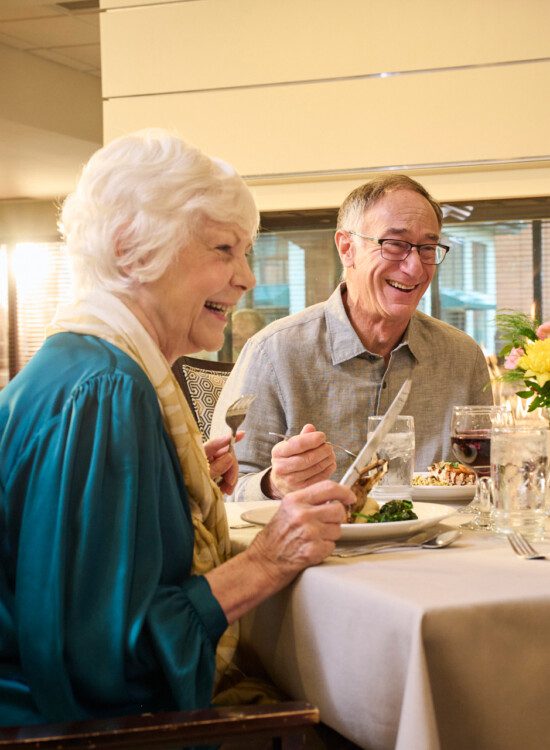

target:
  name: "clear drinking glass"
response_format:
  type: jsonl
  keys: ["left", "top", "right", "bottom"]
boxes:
{"left": 491, "top": 425, "right": 548, "bottom": 541}
{"left": 451, "top": 405, "right": 507, "bottom": 478}
{"left": 367, "top": 415, "right": 415, "bottom": 500}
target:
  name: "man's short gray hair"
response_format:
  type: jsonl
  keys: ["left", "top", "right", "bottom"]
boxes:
{"left": 60, "top": 128, "right": 260, "bottom": 294}
{"left": 337, "top": 174, "right": 443, "bottom": 232}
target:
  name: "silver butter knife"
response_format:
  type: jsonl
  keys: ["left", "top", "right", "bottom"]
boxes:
{"left": 333, "top": 530, "right": 430, "bottom": 558}
{"left": 334, "top": 528, "right": 461, "bottom": 557}
{"left": 339, "top": 378, "right": 412, "bottom": 489}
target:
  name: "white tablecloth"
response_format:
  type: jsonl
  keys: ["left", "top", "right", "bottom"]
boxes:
{"left": 226, "top": 500, "right": 550, "bottom": 750}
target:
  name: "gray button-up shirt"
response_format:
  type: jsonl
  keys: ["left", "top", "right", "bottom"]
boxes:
{"left": 212, "top": 284, "right": 493, "bottom": 501}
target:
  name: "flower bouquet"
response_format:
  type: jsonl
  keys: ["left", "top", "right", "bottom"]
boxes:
{"left": 497, "top": 311, "right": 550, "bottom": 411}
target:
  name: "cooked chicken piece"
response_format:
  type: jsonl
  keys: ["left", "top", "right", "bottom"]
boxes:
{"left": 427, "top": 461, "right": 476, "bottom": 485}
{"left": 348, "top": 458, "right": 388, "bottom": 521}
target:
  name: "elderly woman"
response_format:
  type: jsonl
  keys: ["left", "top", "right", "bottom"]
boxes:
{"left": 0, "top": 129, "right": 352, "bottom": 727}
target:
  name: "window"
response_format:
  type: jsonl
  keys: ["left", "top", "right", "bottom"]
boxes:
{"left": 0, "top": 242, "right": 73, "bottom": 384}
{"left": 220, "top": 198, "right": 550, "bottom": 361}
{"left": 0, "top": 247, "right": 8, "bottom": 387}
{"left": 3, "top": 199, "right": 550, "bottom": 379}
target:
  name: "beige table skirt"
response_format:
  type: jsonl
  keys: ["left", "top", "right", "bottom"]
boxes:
{"left": 226, "top": 500, "right": 550, "bottom": 750}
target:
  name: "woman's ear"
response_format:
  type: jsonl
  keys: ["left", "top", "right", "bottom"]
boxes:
{"left": 114, "top": 237, "right": 132, "bottom": 278}
{"left": 335, "top": 229, "right": 355, "bottom": 269}
{"left": 113, "top": 224, "right": 138, "bottom": 278}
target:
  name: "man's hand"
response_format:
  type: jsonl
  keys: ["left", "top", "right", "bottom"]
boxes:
{"left": 203, "top": 431, "right": 244, "bottom": 495}
{"left": 266, "top": 424, "right": 337, "bottom": 499}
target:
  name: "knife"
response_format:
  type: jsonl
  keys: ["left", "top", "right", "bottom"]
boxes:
{"left": 339, "top": 378, "right": 412, "bottom": 489}
{"left": 333, "top": 529, "right": 430, "bottom": 557}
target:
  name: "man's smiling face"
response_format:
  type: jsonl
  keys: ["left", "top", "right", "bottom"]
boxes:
{"left": 346, "top": 189, "right": 440, "bottom": 323}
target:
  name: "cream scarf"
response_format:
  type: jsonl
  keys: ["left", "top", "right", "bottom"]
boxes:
{"left": 47, "top": 289, "right": 238, "bottom": 687}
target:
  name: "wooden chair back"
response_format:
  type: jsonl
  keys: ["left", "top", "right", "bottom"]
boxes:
{"left": 0, "top": 701, "right": 319, "bottom": 749}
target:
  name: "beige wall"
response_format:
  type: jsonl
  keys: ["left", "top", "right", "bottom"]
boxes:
{"left": 100, "top": 0, "right": 550, "bottom": 210}
{"left": 0, "top": 201, "right": 60, "bottom": 243}
{"left": 0, "top": 42, "right": 102, "bottom": 205}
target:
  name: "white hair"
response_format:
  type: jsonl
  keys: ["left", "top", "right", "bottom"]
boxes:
{"left": 60, "top": 128, "right": 259, "bottom": 294}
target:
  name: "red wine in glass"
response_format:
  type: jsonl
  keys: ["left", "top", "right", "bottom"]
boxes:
{"left": 451, "top": 431, "right": 491, "bottom": 477}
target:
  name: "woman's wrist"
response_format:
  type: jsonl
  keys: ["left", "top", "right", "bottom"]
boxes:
{"left": 205, "top": 542, "right": 295, "bottom": 624}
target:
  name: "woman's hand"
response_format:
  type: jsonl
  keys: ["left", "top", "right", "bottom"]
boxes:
{"left": 203, "top": 431, "right": 244, "bottom": 494}
{"left": 265, "top": 424, "right": 337, "bottom": 498}
{"left": 206, "top": 479, "right": 354, "bottom": 623}
{"left": 250, "top": 480, "right": 354, "bottom": 579}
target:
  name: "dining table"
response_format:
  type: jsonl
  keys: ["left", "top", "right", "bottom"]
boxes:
{"left": 225, "top": 499, "right": 550, "bottom": 750}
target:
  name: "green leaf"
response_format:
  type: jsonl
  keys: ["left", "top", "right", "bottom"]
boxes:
{"left": 498, "top": 344, "right": 513, "bottom": 357}
{"left": 516, "top": 390, "right": 533, "bottom": 399}
{"left": 500, "top": 370, "right": 527, "bottom": 383}
{"left": 495, "top": 310, "right": 539, "bottom": 348}
{"left": 518, "top": 327, "right": 538, "bottom": 342}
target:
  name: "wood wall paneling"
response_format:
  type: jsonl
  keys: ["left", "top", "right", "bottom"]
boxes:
{"left": 100, "top": 0, "right": 550, "bottom": 208}
{"left": 103, "top": 62, "right": 550, "bottom": 176}
{"left": 101, "top": 0, "right": 550, "bottom": 97}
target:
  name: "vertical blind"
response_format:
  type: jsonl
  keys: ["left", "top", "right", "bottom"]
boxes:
{"left": 0, "top": 242, "right": 73, "bottom": 385}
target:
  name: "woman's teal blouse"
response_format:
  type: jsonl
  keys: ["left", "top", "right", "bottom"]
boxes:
{"left": 0, "top": 333, "right": 228, "bottom": 726}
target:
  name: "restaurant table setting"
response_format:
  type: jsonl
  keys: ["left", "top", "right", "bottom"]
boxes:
{"left": 226, "top": 498, "right": 550, "bottom": 750}
{"left": 224, "top": 379, "right": 550, "bottom": 749}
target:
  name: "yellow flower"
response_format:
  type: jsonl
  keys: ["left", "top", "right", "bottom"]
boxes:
{"left": 518, "top": 338, "right": 550, "bottom": 386}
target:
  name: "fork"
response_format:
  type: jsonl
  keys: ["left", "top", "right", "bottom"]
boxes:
{"left": 225, "top": 394, "right": 256, "bottom": 448}
{"left": 214, "top": 394, "right": 255, "bottom": 486}
{"left": 268, "top": 432, "right": 357, "bottom": 459}
{"left": 506, "top": 530, "right": 547, "bottom": 560}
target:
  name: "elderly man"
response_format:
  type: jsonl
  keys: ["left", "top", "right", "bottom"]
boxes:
{"left": 212, "top": 175, "right": 492, "bottom": 501}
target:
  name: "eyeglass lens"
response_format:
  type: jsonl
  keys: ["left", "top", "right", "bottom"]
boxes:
{"left": 380, "top": 239, "right": 445, "bottom": 265}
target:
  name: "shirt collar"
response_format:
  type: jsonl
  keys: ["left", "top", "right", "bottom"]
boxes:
{"left": 401, "top": 314, "right": 422, "bottom": 363}
{"left": 325, "top": 283, "right": 424, "bottom": 365}
{"left": 325, "top": 284, "right": 371, "bottom": 365}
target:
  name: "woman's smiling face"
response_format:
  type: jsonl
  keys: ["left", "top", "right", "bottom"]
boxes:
{"left": 342, "top": 189, "right": 440, "bottom": 322}
{"left": 144, "top": 218, "right": 255, "bottom": 361}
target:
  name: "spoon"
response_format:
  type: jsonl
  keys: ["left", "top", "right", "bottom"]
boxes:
{"left": 334, "top": 528, "right": 461, "bottom": 557}
{"left": 421, "top": 529, "right": 461, "bottom": 548}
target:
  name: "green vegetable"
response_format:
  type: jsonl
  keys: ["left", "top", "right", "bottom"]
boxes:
{"left": 353, "top": 499, "right": 418, "bottom": 524}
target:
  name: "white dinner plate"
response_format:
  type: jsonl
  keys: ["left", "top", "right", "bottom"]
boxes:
{"left": 411, "top": 472, "right": 476, "bottom": 502}
{"left": 240, "top": 501, "right": 454, "bottom": 541}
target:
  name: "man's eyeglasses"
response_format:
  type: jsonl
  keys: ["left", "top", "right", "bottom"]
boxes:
{"left": 347, "top": 231, "right": 450, "bottom": 266}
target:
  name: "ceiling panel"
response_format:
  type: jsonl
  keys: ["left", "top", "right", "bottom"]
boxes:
{"left": 0, "top": 1, "right": 62, "bottom": 21}
{"left": 34, "top": 43, "right": 100, "bottom": 73}
{"left": 0, "top": 0, "right": 102, "bottom": 200}
{"left": 0, "top": 15, "right": 98, "bottom": 46}
{"left": 0, "top": 29, "right": 32, "bottom": 48}
{"left": 0, "top": 0, "right": 100, "bottom": 74}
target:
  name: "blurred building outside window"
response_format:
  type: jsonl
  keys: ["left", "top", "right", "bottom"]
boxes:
{"left": 222, "top": 217, "right": 549, "bottom": 362}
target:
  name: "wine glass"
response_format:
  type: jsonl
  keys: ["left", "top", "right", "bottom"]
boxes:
{"left": 450, "top": 405, "right": 507, "bottom": 529}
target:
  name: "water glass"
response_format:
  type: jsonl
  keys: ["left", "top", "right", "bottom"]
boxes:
{"left": 367, "top": 415, "right": 415, "bottom": 499}
{"left": 491, "top": 425, "right": 548, "bottom": 540}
